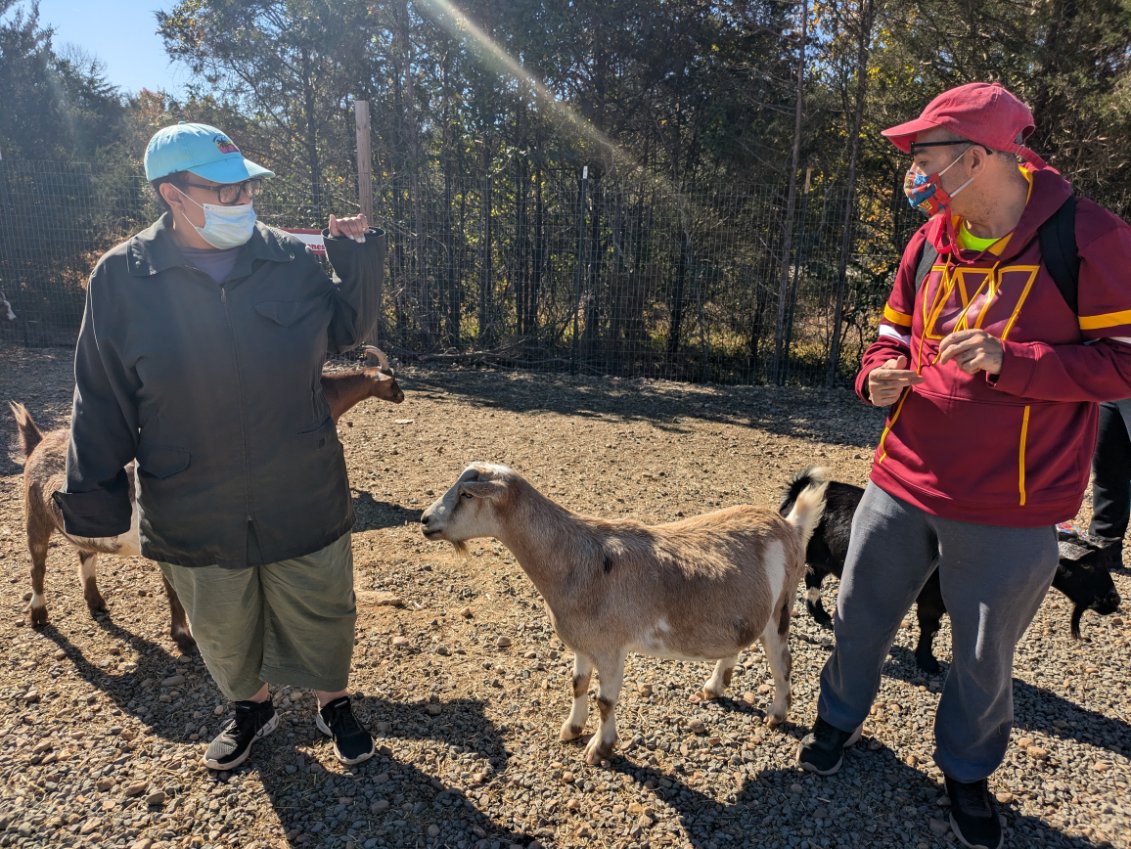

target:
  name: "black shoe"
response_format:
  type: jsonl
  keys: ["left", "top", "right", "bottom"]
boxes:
{"left": 204, "top": 699, "right": 278, "bottom": 771}
{"left": 797, "top": 716, "right": 862, "bottom": 775}
{"left": 945, "top": 776, "right": 1003, "bottom": 849}
{"left": 316, "top": 696, "right": 375, "bottom": 765}
{"left": 1100, "top": 543, "right": 1124, "bottom": 571}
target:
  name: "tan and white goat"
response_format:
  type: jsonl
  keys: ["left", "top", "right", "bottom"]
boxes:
{"left": 420, "top": 462, "right": 826, "bottom": 764}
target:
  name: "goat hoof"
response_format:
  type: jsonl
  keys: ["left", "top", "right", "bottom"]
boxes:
{"left": 584, "top": 739, "right": 615, "bottom": 765}
{"left": 693, "top": 687, "right": 721, "bottom": 702}
{"left": 559, "top": 723, "right": 584, "bottom": 742}
{"left": 765, "top": 713, "right": 786, "bottom": 728}
{"left": 172, "top": 631, "right": 197, "bottom": 653}
{"left": 28, "top": 606, "right": 48, "bottom": 627}
{"left": 85, "top": 598, "right": 108, "bottom": 615}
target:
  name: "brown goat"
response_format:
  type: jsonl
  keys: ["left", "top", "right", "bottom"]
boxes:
{"left": 8, "top": 347, "right": 403, "bottom": 650}
{"left": 421, "top": 462, "right": 827, "bottom": 764}
{"left": 321, "top": 346, "right": 404, "bottom": 419}
{"left": 9, "top": 400, "right": 195, "bottom": 651}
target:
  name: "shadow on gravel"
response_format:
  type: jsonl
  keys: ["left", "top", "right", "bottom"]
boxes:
{"left": 349, "top": 489, "right": 421, "bottom": 532}
{"left": 247, "top": 696, "right": 535, "bottom": 849}
{"left": 406, "top": 368, "right": 882, "bottom": 450}
{"left": 608, "top": 754, "right": 1116, "bottom": 849}
{"left": 37, "top": 621, "right": 191, "bottom": 741}
{"left": 885, "top": 646, "right": 1131, "bottom": 760}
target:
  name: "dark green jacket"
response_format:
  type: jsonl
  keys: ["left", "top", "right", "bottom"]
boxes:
{"left": 55, "top": 215, "right": 386, "bottom": 568}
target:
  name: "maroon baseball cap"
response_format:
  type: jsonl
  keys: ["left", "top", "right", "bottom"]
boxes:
{"left": 882, "top": 82, "right": 1045, "bottom": 167}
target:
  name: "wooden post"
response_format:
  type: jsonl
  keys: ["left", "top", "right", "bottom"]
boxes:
{"left": 354, "top": 100, "right": 374, "bottom": 221}
{"left": 354, "top": 99, "right": 380, "bottom": 345}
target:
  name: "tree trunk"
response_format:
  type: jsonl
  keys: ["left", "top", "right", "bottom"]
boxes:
{"left": 301, "top": 48, "right": 322, "bottom": 222}
{"left": 826, "top": 0, "right": 875, "bottom": 386}
{"left": 773, "top": 0, "right": 808, "bottom": 386}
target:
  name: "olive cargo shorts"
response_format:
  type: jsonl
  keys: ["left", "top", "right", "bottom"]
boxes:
{"left": 158, "top": 533, "right": 357, "bottom": 700}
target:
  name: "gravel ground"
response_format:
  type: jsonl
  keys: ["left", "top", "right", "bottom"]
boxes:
{"left": 1, "top": 343, "right": 1128, "bottom": 849}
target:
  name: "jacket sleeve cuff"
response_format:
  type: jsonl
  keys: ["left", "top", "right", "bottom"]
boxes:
{"left": 987, "top": 342, "right": 1036, "bottom": 394}
{"left": 53, "top": 489, "right": 132, "bottom": 538}
{"left": 322, "top": 227, "right": 386, "bottom": 259}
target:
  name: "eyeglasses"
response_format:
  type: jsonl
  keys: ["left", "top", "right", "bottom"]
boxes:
{"left": 908, "top": 139, "right": 972, "bottom": 156}
{"left": 180, "top": 178, "right": 263, "bottom": 204}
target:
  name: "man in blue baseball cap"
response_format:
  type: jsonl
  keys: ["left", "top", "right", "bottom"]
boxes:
{"left": 56, "top": 121, "right": 386, "bottom": 772}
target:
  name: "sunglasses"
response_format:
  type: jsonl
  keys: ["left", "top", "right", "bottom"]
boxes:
{"left": 910, "top": 140, "right": 997, "bottom": 158}
{"left": 908, "top": 139, "right": 973, "bottom": 156}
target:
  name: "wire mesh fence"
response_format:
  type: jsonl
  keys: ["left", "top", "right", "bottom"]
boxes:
{"left": 0, "top": 159, "right": 914, "bottom": 386}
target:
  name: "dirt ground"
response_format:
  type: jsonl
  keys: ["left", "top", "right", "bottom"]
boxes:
{"left": 1, "top": 343, "right": 1128, "bottom": 849}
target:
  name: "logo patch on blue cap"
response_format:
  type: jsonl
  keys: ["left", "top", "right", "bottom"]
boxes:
{"left": 214, "top": 136, "right": 239, "bottom": 155}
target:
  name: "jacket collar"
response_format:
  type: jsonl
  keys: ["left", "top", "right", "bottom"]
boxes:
{"left": 126, "top": 214, "right": 297, "bottom": 279}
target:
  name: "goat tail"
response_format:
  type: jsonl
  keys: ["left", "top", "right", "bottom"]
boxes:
{"left": 778, "top": 465, "right": 830, "bottom": 515}
{"left": 783, "top": 475, "right": 828, "bottom": 551}
{"left": 7, "top": 401, "right": 44, "bottom": 459}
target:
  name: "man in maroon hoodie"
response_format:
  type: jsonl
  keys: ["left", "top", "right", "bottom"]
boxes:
{"left": 796, "top": 82, "right": 1131, "bottom": 849}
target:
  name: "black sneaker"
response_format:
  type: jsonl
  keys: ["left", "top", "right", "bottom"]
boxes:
{"left": 316, "top": 696, "right": 375, "bottom": 765}
{"left": 797, "top": 716, "right": 862, "bottom": 775}
{"left": 945, "top": 776, "right": 1003, "bottom": 849}
{"left": 204, "top": 699, "right": 278, "bottom": 771}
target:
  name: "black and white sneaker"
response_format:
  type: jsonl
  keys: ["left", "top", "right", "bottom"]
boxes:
{"left": 316, "top": 697, "right": 375, "bottom": 765}
{"left": 204, "top": 699, "right": 278, "bottom": 771}
{"left": 945, "top": 776, "right": 1003, "bottom": 849}
{"left": 797, "top": 716, "right": 863, "bottom": 775}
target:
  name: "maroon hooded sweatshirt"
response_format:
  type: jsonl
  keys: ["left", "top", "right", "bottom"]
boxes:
{"left": 858, "top": 166, "right": 1131, "bottom": 526}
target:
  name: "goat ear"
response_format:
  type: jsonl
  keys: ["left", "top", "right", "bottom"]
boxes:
{"left": 459, "top": 480, "right": 506, "bottom": 500}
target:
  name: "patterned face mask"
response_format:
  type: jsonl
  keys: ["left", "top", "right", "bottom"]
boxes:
{"left": 903, "top": 146, "right": 975, "bottom": 217}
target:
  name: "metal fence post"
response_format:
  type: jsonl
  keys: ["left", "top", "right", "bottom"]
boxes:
{"left": 571, "top": 165, "right": 588, "bottom": 375}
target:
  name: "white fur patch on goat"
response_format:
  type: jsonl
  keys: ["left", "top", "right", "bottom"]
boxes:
{"left": 632, "top": 618, "right": 677, "bottom": 657}
{"left": 763, "top": 539, "right": 787, "bottom": 606}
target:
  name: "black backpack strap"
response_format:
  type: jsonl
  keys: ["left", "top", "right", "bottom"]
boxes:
{"left": 1038, "top": 194, "right": 1079, "bottom": 313}
{"left": 914, "top": 241, "right": 938, "bottom": 292}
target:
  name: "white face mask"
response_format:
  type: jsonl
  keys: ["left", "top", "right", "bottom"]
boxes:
{"left": 173, "top": 186, "right": 257, "bottom": 249}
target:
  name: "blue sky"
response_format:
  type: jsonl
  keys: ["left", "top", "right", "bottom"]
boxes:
{"left": 35, "top": 0, "right": 191, "bottom": 97}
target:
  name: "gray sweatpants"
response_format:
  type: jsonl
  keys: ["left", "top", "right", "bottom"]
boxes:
{"left": 817, "top": 483, "right": 1058, "bottom": 781}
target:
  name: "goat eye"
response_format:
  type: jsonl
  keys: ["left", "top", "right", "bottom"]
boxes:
{"left": 460, "top": 491, "right": 472, "bottom": 499}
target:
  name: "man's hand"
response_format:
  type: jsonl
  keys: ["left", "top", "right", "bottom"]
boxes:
{"left": 936, "top": 329, "right": 1003, "bottom": 376}
{"left": 867, "top": 355, "right": 923, "bottom": 407}
{"left": 328, "top": 212, "right": 368, "bottom": 243}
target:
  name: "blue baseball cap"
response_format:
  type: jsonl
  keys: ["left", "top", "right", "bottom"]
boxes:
{"left": 144, "top": 122, "right": 275, "bottom": 182}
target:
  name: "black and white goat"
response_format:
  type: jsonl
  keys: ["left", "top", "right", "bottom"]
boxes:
{"left": 779, "top": 468, "right": 1122, "bottom": 673}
